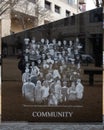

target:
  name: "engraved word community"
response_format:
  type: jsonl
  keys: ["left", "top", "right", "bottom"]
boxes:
{"left": 32, "top": 111, "right": 73, "bottom": 117}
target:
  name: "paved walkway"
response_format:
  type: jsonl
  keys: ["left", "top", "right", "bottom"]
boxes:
{"left": 0, "top": 122, "right": 104, "bottom": 130}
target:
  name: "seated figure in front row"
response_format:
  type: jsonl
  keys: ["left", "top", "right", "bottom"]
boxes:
{"left": 68, "top": 79, "right": 84, "bottom": 100}
{"left": 76, "top": 79, "right": 84, "bottom": 99}
{"left": 68, "top": 82, "right": 77, "bottom": 100}
{"left": 48, "top": 92, "right": 58, "bottom": 106}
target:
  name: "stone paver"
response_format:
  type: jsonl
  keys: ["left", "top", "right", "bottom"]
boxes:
{"left": 0, "top": 122, "right": 104, "bottom": 130}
